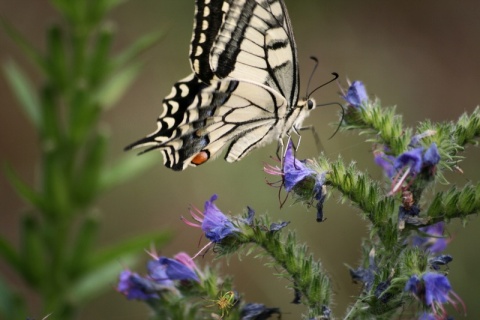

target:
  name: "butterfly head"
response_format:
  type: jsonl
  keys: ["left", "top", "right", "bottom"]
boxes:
{"left": 297, "top": 97, "right": 316, "bottom": 111}
{"left": 306, "top": 98, "right": 316, "bottom": 110}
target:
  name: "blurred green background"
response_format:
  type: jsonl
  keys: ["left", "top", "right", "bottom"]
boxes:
{"left": 1, "top": 0, "right": 480, "bottom": 319}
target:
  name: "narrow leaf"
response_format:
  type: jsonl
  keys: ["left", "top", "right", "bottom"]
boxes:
{"left": 87, "top": 24, "right": 114, "bottom": 86}
{"left": 95, "top": 62, "right": 142, "bottom": 110}
{"left": 88, "top": 231, "right": 171, "bottom": 271}
{"left": 73, "top": 132, "right": 108, "bottom": 206}
{"left": 70, "top": 254, "right": 137, "bottom": 304}
{"left": 20, "top": 215, "right": 46, "bottom": 287}
{"left": 0, "top": 18, "right": 45, "bottom": 70}
{"left": 99, "top": 152, "right": 160, "bottom": 191}
{"left": 46, "top": 25, "right": 68, "bottom": 91}
{"left": 3, "top": 60, "right": 42, "bottom": 129}
{"left": 112, "top": 30, "right": 165, "bottom": 70}
{"left": 0, "top": 276, "right": 27, "bottom": 320}
{"left": 0, "top": 236, "right": 21, "bottom": 271}
{"left": 3, "top": 163, "right": 45, "bottom": 211}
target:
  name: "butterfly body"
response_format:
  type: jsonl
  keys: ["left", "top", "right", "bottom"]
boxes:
{"left": 126, "top": 0, "right": 316, "bottom": 171}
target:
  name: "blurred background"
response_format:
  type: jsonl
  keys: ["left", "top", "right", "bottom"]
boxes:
{"left": 1, "top": 0, "right": 480, "bottom": 319}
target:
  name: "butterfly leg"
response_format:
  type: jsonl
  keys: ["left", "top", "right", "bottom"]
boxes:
{"left": 299, "top": 125, "right": 323, "bottom": 153}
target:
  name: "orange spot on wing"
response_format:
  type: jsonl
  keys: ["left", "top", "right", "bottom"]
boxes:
{"left": 191, "top": 151, "right": 209, "bottom": 166}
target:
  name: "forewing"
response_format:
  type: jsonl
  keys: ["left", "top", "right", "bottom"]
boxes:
{"left": 189, "top": 0, "right": 227, "bottom": 82}
{"left": 209, "top": 0, "right": 299, "bottom": 106}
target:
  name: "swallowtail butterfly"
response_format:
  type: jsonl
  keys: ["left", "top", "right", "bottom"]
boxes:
{"left": 126, "top": 0, "right": 319, "bottom": 171}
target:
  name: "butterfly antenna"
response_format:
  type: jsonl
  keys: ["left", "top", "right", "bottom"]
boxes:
{"left": 314, "top": 101, "right": 345, "bottom": 140}
{"left": 305, "top": 56, "right": 319, "bottom": 98}
{"left": 307, "top": 72, "right": 339, "bottom": 99}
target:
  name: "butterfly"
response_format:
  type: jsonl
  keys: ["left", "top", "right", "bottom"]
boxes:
{"left": 126, "top": 0, "right": 320, "bottom": 171}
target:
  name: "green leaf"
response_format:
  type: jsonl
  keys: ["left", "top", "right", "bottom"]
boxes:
{"left": 0, "top": 276, "right": 27, "bottom": 320}
{"left": 88, "top": 231, "right": 171, "bottom": 271}
{"left": 73, "top": 132, "right": 108, "bottom": 206}
{"left": 20, "top": 215, "right": 46, "bottom": 287}
{"left": 95, "top": 62, "right": 142, "bottom": 110}
{"left": 87, "top": 24, "right": 114, "bottom": 86}
{"left": 68, "top": 215, "right": 99, "bottom": 277}
{"left": 88, "top": 0, "right": 128, "bottom": 27}
{"left": 3, "top": 60, "right": 42, "bottom": 129}
{"left": 0, "top": 18, "right": 45, "bottom": 71}
{"left": 46, "top": 25, "right": 68, "bottom": 91}
{"left": 70, "top": 253, "right": 137, "bottom": 304}
{"left": 112, "top": 30, "right": 165, "bottom": 70}
{"left": 72, "top": 231, "right": 170, "bottom": 303}
{"left": 3, "top": 163, "right": 45, "bottom": 211}
{"left": 99, "top": 152, "right": 160, "bottom": 191}
{"left": 0, "top": 236, "right": 21, "bottom": 271}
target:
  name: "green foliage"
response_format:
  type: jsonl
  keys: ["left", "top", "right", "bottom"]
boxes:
{"left": 0, "top": 1, "right": 165, "bottom": 319}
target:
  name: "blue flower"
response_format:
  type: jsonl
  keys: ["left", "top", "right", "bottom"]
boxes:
{"left": 374, "top": 152, "right": 396, "bottom": 179}
{"left": 375, "top": 142, "right": 441, "bottom": 194}
{"left": 418, "top": 312, "right": 436, "bottom": 320}
{"left": 394, "top": 147, "right": 424, "bottom": 176}
{"left": 342, "top": 81, "right": 368, "bottom": 108}
{"left": 269, "top": 221, "right": 290, "bottom": 232}
{"left": 117, "top": 270, "right": 159, "bottom": 300}
{"left": 282, "top": 141, "right": 316, "bottom": 192}
{"left": 429, "top": 255, "right": 453, "bottom": 271}
{"left": 423, "top": 143, "right": 440, "bottom": 167}
{"left": 202, "top": 195, "right": 239, "bottom": 242}
{"left": 240, "top": 303, "right": 281, "bottom": 320}
{"left": 264, "top": 142, "right": 328, "bottom": 221}
{"left": 148, "top": 257, "right": 199, "bottom": 283}
{"left": 405, "top": 273, "right": 465, "bottom": 318}
{"left": 413, "top": 222, "right": 449, "bottom": 253}
{"left": 182, "top": 195, "right": 239, "bottom": 243}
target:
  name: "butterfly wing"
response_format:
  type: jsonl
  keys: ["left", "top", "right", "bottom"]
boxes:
{"left": 127, "top": 0, "right": 302, "bottom": 170}
{"left": 126, "top": 77, "right": 288, "bottom": 170}
{"left": 190, "top": 0, "right": 299, "bottom": 107}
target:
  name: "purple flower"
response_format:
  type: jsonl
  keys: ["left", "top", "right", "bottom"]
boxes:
{"left": 423, "top": 143, "right": 440, "bottom": 167}
{"left": 405, "top": 273, "right": 465, "bottom": 318}
{"left": 264, "top": 141, "right": 315, "bottom": 192}
{"left": 148, "top": 257, "right": 199, "bottom": 283}
{"left": 429, "top": 255, "right": 453, "bottom": 271}
{"left": 378, "top": 143, "right": 441, "bottom": 195}
{"left": 418, "top": 312, "right": 436, "bottom": 320}
{"left": 413, "top": 222, "right": 449, "bottom": 253}
{"left": 394, "top": 148, "right": 424, "bottom": 176}
{"left": 202, "top": 195, "right": 239, "bottom": 242}
{"left": 117, "top": 270, "right": 159, "bottom": 300}
{"left": 409, "top": 130, "right": 437, "bottom": 147}
{"left": 182, "top": 195, "right": 238, "bottom": 243}
{"left": 240, "top": 303, "right": 281, "bottom": 320}
{"left": 282, "top": 141, "right": 316, "bottom": 192}
{"left": 342, "top": 81, "right": 368, "bottom": 108}
{"left": 269, "top": 221, "right": 290, "bottom": 232}
{"left": 374, "top": 152, "right": 396, "bottom": 178}
{"left": 174, "top": 252, "right": 199, "bottom": 273}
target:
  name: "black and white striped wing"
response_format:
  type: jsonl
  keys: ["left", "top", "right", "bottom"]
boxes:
{"left": 126, "top": 0, "right": 304, "bottom": 170}
{"left": 190, "top": 0, "right": 299, "bottom": 107}
{"left": 127, "top": 77, "right": 289, "bottom": 171}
